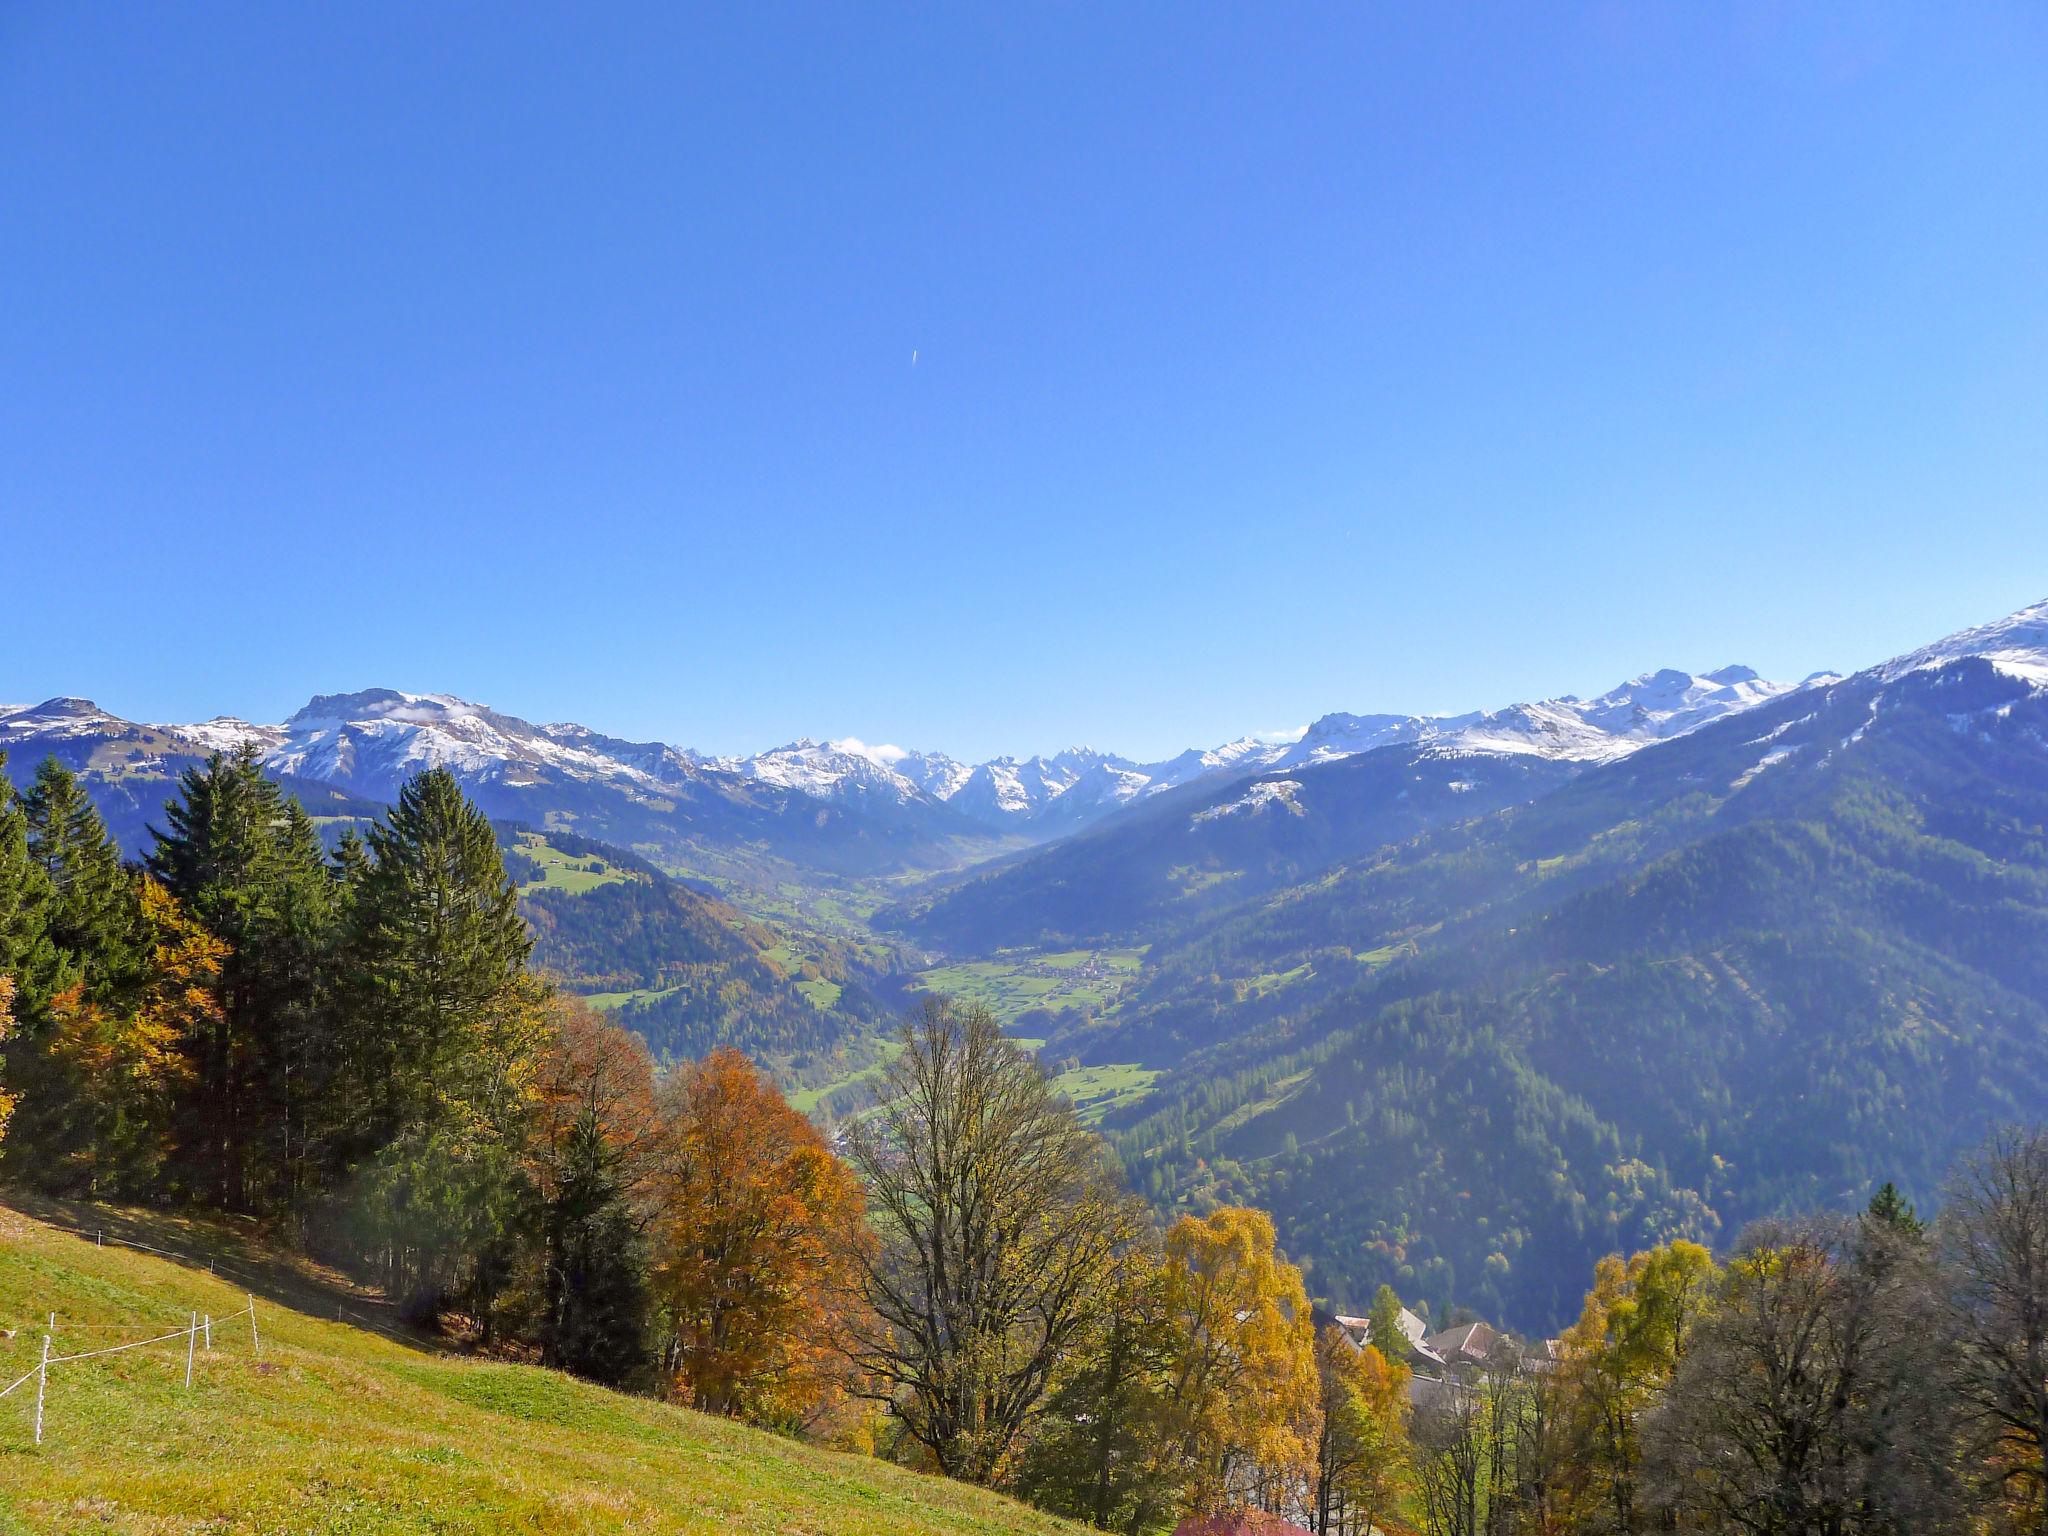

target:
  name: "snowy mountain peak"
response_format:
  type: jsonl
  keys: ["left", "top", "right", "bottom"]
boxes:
{"left": 1879, "top": 598, "right": 2048, "bottom": 689}
{"left": 722, "top": 739, "right": 925, "bottom": 803}
{"left": 287, "top": 688, "right": 496, "bottom": 730}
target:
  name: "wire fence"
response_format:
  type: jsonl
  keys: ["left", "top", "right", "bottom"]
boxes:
{"left": 0, "top": 1295, "right": 260, "bottom": 1445}
{"left": 2, "top": 1215, "right": 444, "bottom": 1446}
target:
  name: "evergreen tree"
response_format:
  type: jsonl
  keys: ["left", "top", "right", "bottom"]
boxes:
{"left": 348, "top": 768, "right": 532, "bottom": 1142}
{"left": 21, "top": 758, "right": 138, "bottom": 987}
{"left": 0, "top": 758, "right": 82, "bottom": 1180}
{"left": 0, "top": 755, "right": 73, "bottom": 1013}
{"left": 1366, "top": 1283, "right": 1410, "bottom": 1365}
{"left": 533, "top": 1002, "right": 658, "bottom": 1387}
{"left": 149, "top": 746, "right": 309, "bottom": 1206}
{"left": 542, "top": 1099, "right": 650, "bottom": 1384}
{"left": 265, "top": 799, "right": 343, "bottom": 1206}
{"left": 1868, "top": 1180, "right": 1924, "bottom": 1237}
{"left": 341, "top": 769, "right": 542, "bottom": 1326}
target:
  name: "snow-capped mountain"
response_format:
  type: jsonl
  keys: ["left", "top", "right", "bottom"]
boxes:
{"left": 945, "top": 749, "right": 1141, "bottom": 824}
{"left": 260, "top": 689, "right": 701, "bottom": 800}
{"left": 1224, "top": 664, "right": 1831, "bottom": 776}
{"left": 1878, "top": 597, "right": 2048, "bottom": 688}
{"left": 0, "top": 658, "right": 1825, "bottom": 848}
{"left": 712, "top": 738, "right": 927, "bottom": 805}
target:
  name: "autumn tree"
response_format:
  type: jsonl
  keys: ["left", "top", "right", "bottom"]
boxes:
{"left": 841, "top": 998, "right": 1139, "bottom": 1484}
{"left": 530, "top": 997, "right": 660, "bottom": 1385}
{"left": 1644, "top": 1215, "right": 1966, "bottom": 1535}
{"left": 650, "top": 1046, "right": 865, "bottom": 1426}
{"left": 42, "top": 879, "right": 224, "bottom": 1196}
{"left": 1135, "top": 1205, "right": 1320, "bottom": 1525}
{"left": 0, "top": 975, "right": 16, "bottom": 1152}
{"left": 1555, "top": 1238, "right": 1718, "bottom": 1532}
{"left": 1312, "top": 1325, "right": 1410, "bottom": 1536}
{"left": 1941, "top": 1128, "right": 2048, "bottom": 1525}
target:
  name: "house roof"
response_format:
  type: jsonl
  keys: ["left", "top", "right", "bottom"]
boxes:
{"left": 1422, "top": 1320, "right": 1500, "bottom": 1362}
{"left": 1332, "top": 1305, "right": 1440, "bottom": 1363}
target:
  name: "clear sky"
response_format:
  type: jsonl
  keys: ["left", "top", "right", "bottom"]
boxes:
{"left": 4, "top": 4, "right": 2045, "bottom": 761}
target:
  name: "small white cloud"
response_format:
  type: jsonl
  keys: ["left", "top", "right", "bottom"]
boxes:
{"left": 835, "top": 736, "right": 909, "bottom": 765}
{"left": 1255, "top": 724, "right": 1310, "bottom": 744}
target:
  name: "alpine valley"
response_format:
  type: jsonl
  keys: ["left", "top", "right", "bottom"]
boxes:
{"left": 7, "top": 597, "right": 2046, "bottom": 1332}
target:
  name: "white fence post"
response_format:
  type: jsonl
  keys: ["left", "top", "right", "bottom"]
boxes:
{"left": 33, "top": 1331, "right": 50, "bottom": 1445}
{"left": 203, "top": 1315, "right": 212, "bottom": 1351}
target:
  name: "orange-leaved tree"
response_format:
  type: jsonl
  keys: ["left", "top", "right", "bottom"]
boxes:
{"left": 649, "top": 1046, "right": 866, "bottom": 1426}
{"left": 529, "top": 996, "right": 662, "bottom": 1385}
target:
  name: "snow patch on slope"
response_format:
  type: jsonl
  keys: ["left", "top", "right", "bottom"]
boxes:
{"left": 1192, "top": 779, "right": 1305, "bottom": 823}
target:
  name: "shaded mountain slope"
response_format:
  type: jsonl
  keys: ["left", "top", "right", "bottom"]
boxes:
{"left": 1095, "top": 635, "right": 2048, "bottom": 1331}
{"left": 881, "top": 747, "right": 1582, "bottom": 953}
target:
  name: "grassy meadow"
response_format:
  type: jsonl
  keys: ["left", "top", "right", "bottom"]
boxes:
{"left": 0, "top": 1196, "right": 1085, "bottom": 1536}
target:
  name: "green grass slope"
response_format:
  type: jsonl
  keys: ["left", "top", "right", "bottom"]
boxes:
{"left": 0, "top": 1197, "right": 1082, "bottom": 1536}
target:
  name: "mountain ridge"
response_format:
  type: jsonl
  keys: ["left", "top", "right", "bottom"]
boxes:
{"left": 0, "top": 657, "right": 1816, "bottom": 843}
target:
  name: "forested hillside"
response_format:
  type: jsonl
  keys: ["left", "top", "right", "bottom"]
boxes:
{"left": 1092, "top": 649, "right": 2048, "bottom": 1329}
{"left": 506, "top": 825, "right": 896, "bottom": 1085}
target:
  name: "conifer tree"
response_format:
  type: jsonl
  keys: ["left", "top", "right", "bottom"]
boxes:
{"left": 348, "top": 768, "right": 532, "bottom": 1140}
{"left": 0, "top": 758, "right": 81, "bottom": 1180}
{"left": 1366, "top": 1283, "right": 1409, "bottom": 1366}
{"left": 149, "top": 746, "right": 310, "bottom": 1206}
{"left": 0, "top": 755, "right": 72, "bottom": 1014}
{"left": 532, "top": 1001, "right": 658, "bottom": 1386}
{"left": 22, "top": 758, "right": 138, "bottom": 987}
{"left": 341, "top": 768, "right": 542, "bottom": 1326}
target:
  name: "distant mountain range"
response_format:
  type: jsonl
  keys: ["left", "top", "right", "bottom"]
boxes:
{"left": 0, "top": 658, "right": 1819, "bottom": 864}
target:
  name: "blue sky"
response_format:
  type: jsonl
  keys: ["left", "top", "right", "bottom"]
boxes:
{"left": 4, "top": 4, "right": 2045, "bottom": 761}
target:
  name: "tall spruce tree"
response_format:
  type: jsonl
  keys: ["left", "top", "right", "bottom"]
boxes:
{"left": 0, "top": 758, "right": 69, "bottom": 1010}
{"left": 0, "top": 758, "right": 72, "bottom": 1182}
{"left": 149, "top": 745, "right": 336, "bottom": 1209}
{"left": 21, "top": 758, "right": 138, "bottom": 988}
{"left": 342, "top": 768, "right": 541, "bottom": 1324}
{"left": 348, "top": 768, "right": 531, "bottom": 1138}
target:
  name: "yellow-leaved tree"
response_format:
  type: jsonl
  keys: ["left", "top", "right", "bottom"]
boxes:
{"left": 0, "top": 974, "right": 15, "bottom": 1151}
{"left": 1148, "top": 1205, "right": 1321, "bottom": 1522}
{"left": 46, "top": 878, "right": 222, "bottom": 1196}
{"left": 1313, "top": 1323, "right": 1411, "bottom": 1535}
{"left": 1557, "top": 1238, "right": 1719, "bottom": 1531}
